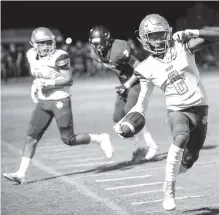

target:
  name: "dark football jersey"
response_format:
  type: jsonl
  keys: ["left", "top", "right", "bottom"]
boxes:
{"left": 91, "top": 39, "right": 137, "bottom": 84}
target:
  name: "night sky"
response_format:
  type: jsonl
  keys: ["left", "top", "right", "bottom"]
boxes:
{"left": 2, "top": 1, "right": 219, "bottom": 43}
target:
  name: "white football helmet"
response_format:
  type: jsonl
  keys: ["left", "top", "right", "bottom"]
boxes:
{"left": 30, "top": 27, "right": 56, "bottom": 56}
{"left": 136, "top": 14, "right": 172, "bottom": 55}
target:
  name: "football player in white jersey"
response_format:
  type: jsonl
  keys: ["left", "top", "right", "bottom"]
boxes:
{"left": 3, "top": 27, "right": 114, "bottom": 184}
{"left": 114, "top": 14, "right": 219, "bottom": 211}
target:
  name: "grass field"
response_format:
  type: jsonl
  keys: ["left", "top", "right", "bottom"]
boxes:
{"left": 1, "top": 71, "right": 219, "bottom": 215}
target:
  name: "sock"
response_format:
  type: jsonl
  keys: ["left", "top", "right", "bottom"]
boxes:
{"left": 89, "top": 134, "right": 102, "bottom": 144}
{"left": 165, "top": 143, "right": 184, "bottom": 182}
{"left": 17, "top": 157, "right": 31, "bottom": 176}
{"left": 142, "top": 126, "right": 157, "bottom": 148}
{"left": 178, "top": 164, "right": 189, "bottom": 175}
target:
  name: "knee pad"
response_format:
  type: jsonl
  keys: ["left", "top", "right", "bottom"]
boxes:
{"left": 27, "top": 124, "right": 42, "bottom": 141}
{"left": 174, "top": 134, "right": 190, "bottom": 148}
{"left": 61, "top": 135, "right": 77, "bottom": 146}
{"left": 181, "top": 148, "right": 199, "bottom": 169}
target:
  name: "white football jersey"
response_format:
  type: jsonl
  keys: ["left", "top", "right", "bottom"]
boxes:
{"left": 27, "top": 48, "right": 71, "bottom": 100}
{"left": 135, "top": 41, "right": 208, "bottom": 111}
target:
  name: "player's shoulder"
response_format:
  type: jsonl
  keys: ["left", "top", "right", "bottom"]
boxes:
{"left": 54, "top": 49, "right": 70, "bottom": 67}
{"left": 26, "top": 48, "right": 36, "bottom": 58}
{"left": 134, "top": 55, "right": 153, "bottom": 76}
{"left": 110, "top": 39, "right": 131, "bottom": 64}
{"left": 112, "top": 39, "right": 130, "bottom": 54}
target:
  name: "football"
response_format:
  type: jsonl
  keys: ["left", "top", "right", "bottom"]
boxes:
{"left": 120, "top": 111, "right": 146, "bottom": 138}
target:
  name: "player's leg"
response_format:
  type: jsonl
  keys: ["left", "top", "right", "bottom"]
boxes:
{"left": 3, "top": 101, "right": 53, "bottom": 184}
{"left": 179, "top": 106, "right": 208, "bottom": 174}
{"left": 112, "top": 94, "right": 127, "bottom": 123}
{"left": 124, "top": 83, "right": 157, "bottom": 161}
{"left": 53, "top": 97, "right": 114, "bottom": 159}
{"left": 163, "top": 110, "right": 191, "bottom": 210}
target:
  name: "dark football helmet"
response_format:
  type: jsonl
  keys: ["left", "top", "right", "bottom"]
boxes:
{"left": 89, "top": 25, "right": 112, "bottom": 57}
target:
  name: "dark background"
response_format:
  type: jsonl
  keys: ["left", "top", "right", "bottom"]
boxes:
{"left": 2, "top": 1, "right": 219, "bottom": 42}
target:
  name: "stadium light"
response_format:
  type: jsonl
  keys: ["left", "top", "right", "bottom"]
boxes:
{"left": 66, "top": 37, "right": 72, "bottom": 44}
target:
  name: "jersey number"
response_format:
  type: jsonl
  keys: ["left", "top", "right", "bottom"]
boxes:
{"left": 168, "top": 70, "right": 188, "bottom": 95}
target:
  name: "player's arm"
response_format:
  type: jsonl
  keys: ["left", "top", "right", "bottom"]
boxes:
{"left": 43, "top": 54, "right": 73, "bottom": 89}
{"left": 173, "top": 28, "right": 219, "bottom": 53}
{"left": 124, "top": 54, "right": 140, "bottom": 88}
{"left": 187, "top": 29, "right": 219, "bottom": 53}
{"left": 115, "top": 51, "right": 140, "bottom": 96}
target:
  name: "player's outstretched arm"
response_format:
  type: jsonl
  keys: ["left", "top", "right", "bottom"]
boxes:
{"left": 187, "top": 29, "right": 219, "bottom": 53}
{"left": 173, "top": 28, "right": 219, "bottom": 53}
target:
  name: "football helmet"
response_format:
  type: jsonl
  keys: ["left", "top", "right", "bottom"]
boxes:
{"left": 136, "top": 14, "right": 172, "bottom": 55}
{"left": 30, "top": 27, "right": 56, "bottom": 56}
{"left": 89, "top": 25, "right": 112, "bottom": 57}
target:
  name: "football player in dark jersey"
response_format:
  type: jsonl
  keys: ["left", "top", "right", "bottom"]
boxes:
{"left": 89, "top": 25, "right": 158, "bottom": 161}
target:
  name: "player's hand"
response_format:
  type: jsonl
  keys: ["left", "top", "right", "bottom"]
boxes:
{"left": 115, "top": 85, "right": 128, "bottom": 97}
{"left": 172, "top": 29, "right": 199, "bottom": 42}
{"left": 113, "top": 120, "right": 125, "bottom": 139}
{"left": 31, "top": 84, "right": 39, "bottom": 104}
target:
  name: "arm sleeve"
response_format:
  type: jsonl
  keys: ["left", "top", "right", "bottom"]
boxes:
{"left": 55, "top": 53, "right": 70, "bottom": 69}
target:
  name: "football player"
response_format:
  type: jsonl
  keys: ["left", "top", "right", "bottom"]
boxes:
{"left": 3, "top": 27, "right": 114, "bottom": 184}
{"left": 89, "top": 25, "right": 158, "bottom": 161}
{"left": 114, "top": 14, "right": 219, "bottom": 211}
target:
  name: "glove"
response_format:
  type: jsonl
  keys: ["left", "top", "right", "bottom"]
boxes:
{"left": 172, "top": 29, "right": 199, "bottom": 42}
{"left": 31, "top": 84, "right": 39, "bottom": 104}
{"left": 115, "top": 85, "right": 128, "bottom": 97}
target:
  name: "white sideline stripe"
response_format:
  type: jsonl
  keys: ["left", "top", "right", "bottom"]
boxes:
{"left": 37, "top": 145, "right": 125, "bottom": 152}
{"left": 95, "top": 174, "right": 151, "bottom": 183}
{"left": 2, "top": 142, "right": 131, "bottom": 215}
{"left": 56, "top": 157, "right": 105, "bottom": 163}
{"left": 131, "top": 195, "right": 205, "bottom": 205}
{"left": 105, "top": 182, "right": 163, "bottom": 191}
{"left": 55, "top": 161, "right": 115, "bottom": 168}
{"left": 118, "top": 187, "right": 183, "bottom": 197}
{"left": 48, "top": 153, "right": 98, "bottom": 159}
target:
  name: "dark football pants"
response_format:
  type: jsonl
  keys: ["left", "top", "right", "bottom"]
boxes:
{"left": 167, "top": 105, "right": 208, "bottom": 169}
{"left": 113, "top": 83, "right": 140, "bottom": 123}
{"left": 27, "top": 97, "right": 90, "bottom": 145}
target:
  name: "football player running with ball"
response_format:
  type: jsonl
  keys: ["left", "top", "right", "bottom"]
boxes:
{"left": 114, "top": 14, "right": 219, "bottom": 211}
{"left": 89, "top": 25, "right": 158, "bottom": 161}
{"left": 3, "top": 27, "right": 114, "bottom": 184}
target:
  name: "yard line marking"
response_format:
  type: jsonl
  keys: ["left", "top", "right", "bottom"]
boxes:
{"left": 55, "top": 161, "right": 115, "bottom": 168}
{"left": 131, "top": 195, "right": 205, "bottom": 205}
{"left": 105, "top": 182, "right": 163, "bottom": 191}
{"left": 95, "top": 174, "right": 151, "bottom": 183}
{"left": 56, "top": 157, "right": 105, "bottom": 163}
{"left": 2, "top": 142, "right": 131, "bottom": 215}
{"left": 48, "top": 152, "right": 98, "bottom": 159}
{"left": 118, "top": 187, "right": 183, "bottom": 197}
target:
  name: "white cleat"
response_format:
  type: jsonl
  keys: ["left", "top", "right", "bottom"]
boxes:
{"left": 163, "top": 181, "right": 176, "bottom": 211}
{"left": 145, "top": 144, "right": 158, "bottom": 160}
{"left": 3, "top": 172, "right": 25, "bottom": 184}
{"left": 100, "top": 133, "right": 114, "bottom": 159}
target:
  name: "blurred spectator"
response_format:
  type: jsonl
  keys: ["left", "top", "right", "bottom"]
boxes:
{"left": 1, "top": 45, "right": 10, "bottom": 82}
{"left": 70, "top": 40, "right": 87, "bottom": 77}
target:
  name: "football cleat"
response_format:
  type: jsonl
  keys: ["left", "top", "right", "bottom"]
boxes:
{"left": 118, "top": 111, "right": 146, "bottom": 138}
{"left": 163, "top": 180, "right": 176, "bottom": 211}
{"left": 100, "top": 133, "right": 114, "bottom": 159}
{"left": 145, "top": 144, "right": 158, "bottom": 160}
{"left": 3, "top": 172, "right": 25, "bottom": 184}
